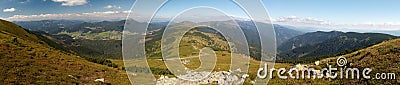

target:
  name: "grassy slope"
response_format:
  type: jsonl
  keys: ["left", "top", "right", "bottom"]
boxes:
{"left": 112, "top": 25, "right": 331, "bottom": 84}
{"left": 0, "top": 19, "right": 41, "bottom": 42}
{"left": 270, "top": 38, "right": 400, "bottom": 84}
{"left": 113, "top": 36, "right": 400, "bottom": 84}
{"left": 320, "top": 38, "right": 400, "bottom": 84}
{"left": 115, "top": 29, "right": 400, "bottom": 84}
{"left": 0, "top": 19, "right": 129, "bottom": 84}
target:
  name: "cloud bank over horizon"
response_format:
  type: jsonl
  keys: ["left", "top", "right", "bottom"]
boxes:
{"left": 272, "top": 16, "right": 400, "bottom": 35}
{"left": 4, "top": 11, "right": 132, "bottom": 21}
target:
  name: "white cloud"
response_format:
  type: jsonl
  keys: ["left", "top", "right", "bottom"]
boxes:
{"left": 19, "top": 0, "right": 31, "bottom": 3}
{"left": 3, "top": 8, "right": 16, "bottom": 12}
{"left": 5, "top": 11, "right": 134, "bottom": 21}
{"left": 104, "top": 5, "right": 121, "bottom": 9}
{"left": 52, "top": 0, "right": 87, "bottom": 6}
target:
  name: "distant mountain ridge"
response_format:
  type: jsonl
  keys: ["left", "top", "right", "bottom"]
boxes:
{"left": 15, "top": 20, "right": 304, "bottom": 60}
{"left": 273, "top": 24, "right": 304, "bottom": 46}
{"left": 14, "top": 20, "right": 303, "bottom": 38}
{"left": 278, "top": 31, "right": 398, "bottom": 59}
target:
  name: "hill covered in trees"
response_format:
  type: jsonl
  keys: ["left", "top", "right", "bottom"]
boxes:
{"left": 278, "top": 31, "right": 397, "bottom": 59}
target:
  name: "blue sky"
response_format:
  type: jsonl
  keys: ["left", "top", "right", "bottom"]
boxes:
{"left": 0, "top": 0, "right": 133, "bottom": 17}
{"left": 0, "top": 0, "right": 399, "bottom": 35}
{"left": 265, "top": 0, "right": 400, "bottom": 24}
{"left": 1, "top": 0, "right": 399, "bottom": 23}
